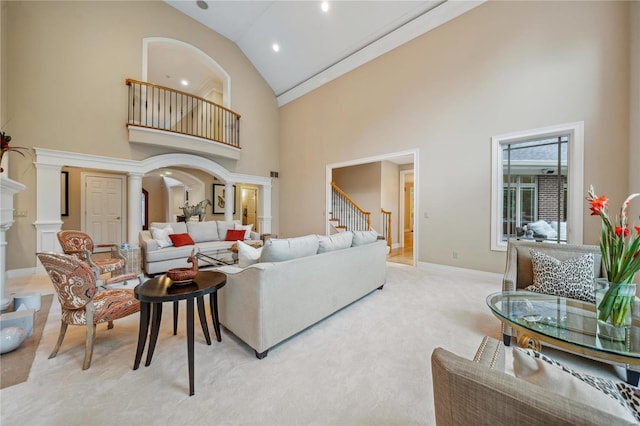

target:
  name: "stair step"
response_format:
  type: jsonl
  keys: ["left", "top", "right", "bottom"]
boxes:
{"left": 328, "top": 218, "right": 340, "bottom": 222}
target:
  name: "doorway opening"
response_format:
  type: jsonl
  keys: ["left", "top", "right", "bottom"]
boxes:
{"left": 326, "top": 150, "right": 418, "bottom": 266}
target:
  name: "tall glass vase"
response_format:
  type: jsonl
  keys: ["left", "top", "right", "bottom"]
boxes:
{"left": 594, "top": 278, "right": 636, "bottom": 342}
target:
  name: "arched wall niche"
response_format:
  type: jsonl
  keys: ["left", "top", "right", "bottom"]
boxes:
{"left": 142, "top": 37, "right": 232, "bottom": 108}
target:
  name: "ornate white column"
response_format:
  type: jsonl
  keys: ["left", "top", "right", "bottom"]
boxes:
{"left": 34, "top": 163, "right": 63, "bottom": 257}
{"left": 224, "top": 182, "right": 234, "bottom": 221}
{"left": 127, "top": 172, "right": 143, "bottom": 245}
{"left": 258, "top": 184, "right": 272, "bottom": 234}
{"left": 0, "top": 176, "right": 26, "bottom": 310}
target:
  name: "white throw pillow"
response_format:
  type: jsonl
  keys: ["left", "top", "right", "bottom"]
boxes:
{"left": 317, "top": 232, "right": 353, "bottom": 253}
{"left": 260, "top": 234, "right": 319, "bottom": 263}
{"left": 351, "top": 229, "right": 378, "bottom": 246}
{"left": 513, "top": 348, "right": 637, "bottom": 422}
{"left": 237, "top": 240, "right": 263, "bottom": 268}
{"left": 235, "top": 223, "right": 254, "bottom": 240}
{"left": 150, "top": 225, "right": 174, "bottom": 248}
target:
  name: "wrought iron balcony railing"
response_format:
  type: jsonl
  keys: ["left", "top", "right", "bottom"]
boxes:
{"left": 126, "top": 79, "right": 240, "bottom": 148}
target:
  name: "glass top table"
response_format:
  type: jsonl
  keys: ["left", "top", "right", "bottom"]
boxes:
{"left": 487, "top": 291, "right": 640, "bottom": 383}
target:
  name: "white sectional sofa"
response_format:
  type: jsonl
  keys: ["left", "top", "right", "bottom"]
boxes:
{"left": 217, "top": 231, "right": 387, "bottom": 358}
{"left": 139, "top": 220, "right": 260, "bottom": 275}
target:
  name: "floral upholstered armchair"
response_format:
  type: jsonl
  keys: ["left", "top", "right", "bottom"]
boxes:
{"left": 57, "top": 230, "right": 138, "bottom": 286}
{"left": 36, "top": 252, "right": 141, "bottom": 369}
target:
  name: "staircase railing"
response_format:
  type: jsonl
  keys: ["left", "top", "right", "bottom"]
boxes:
{"left": 125, "top": 78, "right": 241, "bottom": 148}
{"left": 381, "top": 208, "right": 392, "bottom": 249}
{"left": 330, "top": 182, "right": 371, "bottom": 232}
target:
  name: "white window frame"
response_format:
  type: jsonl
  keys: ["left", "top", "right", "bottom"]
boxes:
{"left": 491, "top": 122, "right": 584, "bottom": 251}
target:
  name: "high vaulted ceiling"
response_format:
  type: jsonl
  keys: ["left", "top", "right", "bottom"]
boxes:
{"left": 165, "top": 0, "right": 484, "bottom": 106}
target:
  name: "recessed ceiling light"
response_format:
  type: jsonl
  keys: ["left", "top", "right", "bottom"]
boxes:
{"left": 196, "top": 1, "right": 208, "bottom": 10}
{"left": 321, "top": 1, "right": 329, "bottom": 13}
{"left": 272, "top": 43, "right": 280, "bottom": 52}
{"left": 181, "top": 79, "right": 189, "bottom": 86}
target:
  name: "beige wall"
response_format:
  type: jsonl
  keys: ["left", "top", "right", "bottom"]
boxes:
{"left": 629, "top": 2, "right": 640, "bottom": 223}
{"left": 2, "top": 1, "right": 279, "bottom": 270}
{"left": 333, "top": 163, "right": 382, "bottom": 232}
{"left": 279, "top": 1, "right": 632, "bottom": 273}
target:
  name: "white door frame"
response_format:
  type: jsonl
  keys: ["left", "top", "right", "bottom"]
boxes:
{"left": 81, "top": 171, "right": 127, "bottom": 246}
{"left": 399, "top": 169, "right": 413, "bottom": 249}
{"left": 326, "top": 149, "right": 419, "bottom": 266}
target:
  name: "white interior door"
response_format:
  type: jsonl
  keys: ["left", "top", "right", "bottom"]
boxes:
{"left": 242, "top": 188, "right": 257, "bottom": 229}
{"left": 83, "top": 174, "right": 125, "bottom": 246}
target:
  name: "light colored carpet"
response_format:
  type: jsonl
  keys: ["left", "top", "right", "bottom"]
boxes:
{"left": 0, "top": 263, "right": 624, "bottom": 425}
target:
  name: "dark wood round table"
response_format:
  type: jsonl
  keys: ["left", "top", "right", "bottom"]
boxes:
{"left": 132, "top": 270, "right": 226, "bottom": 396}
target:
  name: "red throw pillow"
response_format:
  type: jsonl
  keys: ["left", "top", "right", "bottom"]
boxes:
{"left": 225, "top": 229, "right": 246, "bottom": 241}
{"left": 168, "top": 233, "right": 195, "bottom": 247}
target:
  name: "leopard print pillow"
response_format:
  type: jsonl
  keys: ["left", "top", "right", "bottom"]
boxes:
{"left": 525, "top": 249, "right": 595, "bottom": 303}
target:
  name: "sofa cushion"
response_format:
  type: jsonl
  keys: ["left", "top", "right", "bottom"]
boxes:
{"left": 513, "top": 347, "right": 638, "bottom": 422}
{"left": 150, "top": 222, "right": 187, "bottom": 234}
{"left": 150, "top": 225, "right": 174, "bottom": 248}
{"left": 525, "top": 249, "right": 595, "bottom": 303}
{"left": 145, "top": 245, "right": 196, "bottom": 262}
{"left": 235, "top": 223, "right": 254, "bottom": 240}
{"left": 217, "top": 221, "right": 237, "bottom": 241}
{"left": 225, "top": 229, "right": 246, "bottom": 241}
{"left": 351, "top": 229, "right": 378, "bottom": 246}
{"left": 237, "top": 240, "right": 263, "bottom": 268}
{"left": 318, "top": 232, "right": 353, "bottom": 253}
{"left": 260, "top": 234, "right": 319, "bottom": 263}
{"left": 187, "top": 221, "right": 219, "bottom": 243}
{"left": 168, "top": 233, "right": 195, "bottom": 247}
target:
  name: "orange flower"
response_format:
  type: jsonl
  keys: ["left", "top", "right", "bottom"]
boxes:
{"left": 587, "top": 195, "right": 608, "bottom": 215}
{"left": 615, "top": 226, "right": 630, "bottom": 238}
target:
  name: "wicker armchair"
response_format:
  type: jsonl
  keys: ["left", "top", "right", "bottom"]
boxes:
{"left": 36, "top": 252, "right": 141, "bottom": 369}
{"left": 501, "top": 240, "right": 604, "bottom": 345}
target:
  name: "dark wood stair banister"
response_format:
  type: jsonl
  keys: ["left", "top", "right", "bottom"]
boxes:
{"left": 381, "top": 208, "right": 392, "bottom": 249}
{"left": 125, "top": 78, "right": 241, "bottom": 148}
{"left": 330, "top": 182, "right": 371, "bottom": 232}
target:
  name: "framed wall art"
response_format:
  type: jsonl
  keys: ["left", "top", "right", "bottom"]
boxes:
{"left": 212, "top": 184, "right": 236, "bottom": 214}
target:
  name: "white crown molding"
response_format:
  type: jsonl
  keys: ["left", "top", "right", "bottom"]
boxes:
{"left": 276, "top": 0, "right": 486, "bottom": 106}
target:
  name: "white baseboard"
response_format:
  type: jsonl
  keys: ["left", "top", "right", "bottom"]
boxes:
{"left": 6, "top": 267, "right": 43, "bottom": 279}
{"left": 417, "top": 261, "right": 502, "bottom": 281}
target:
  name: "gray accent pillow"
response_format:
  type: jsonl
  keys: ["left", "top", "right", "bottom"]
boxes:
{"left": 186, "top": 221, "right": 219, "bottom": 243}
{"left": 525, "top": 249, "right": 595, "bottom": 303}
{"left": 317, "top": 232, "right": 353, "bottom": 253}
{"left": 351, "top": 229, "right": 378, "bottom": 246}
{"left": 260, "top": 234, "right": 319, "bottom": 262}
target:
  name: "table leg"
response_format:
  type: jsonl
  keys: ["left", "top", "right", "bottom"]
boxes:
{"left": 145, "top": 302, "right": 163, "bottom": 367}
{"left": 197, "top": 296, "right": 211, "bottom": 345}
{"left": 627, "top": 369, "right": 640, "bottom": 386}
{"left": 210, "top": 291, "right": 222, "bottom": 342}
{"left": 187, "top": 297, "right": 195, "bottom": 396}
{"left": 173, "top": 301, "right": 178, "bottom": 335}
{"left": 133, "top": 301, "right": 150, "bottom": 370}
